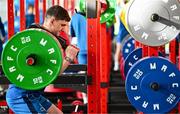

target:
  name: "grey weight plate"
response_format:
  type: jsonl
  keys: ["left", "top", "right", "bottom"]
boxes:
{"left": 126, "top": 0, "right": 180, "bottom": 46}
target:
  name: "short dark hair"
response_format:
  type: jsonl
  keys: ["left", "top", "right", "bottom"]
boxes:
{"left": 46, "top": 5, "right": 71, "bottom": 22}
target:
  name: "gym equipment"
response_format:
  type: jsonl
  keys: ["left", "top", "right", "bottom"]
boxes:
{"left": 123, "top": 48, "right": 164, "bottom": 76}
{"left": 120, "top": 34, "right": 131, "bottom": 46}
{"left": 80, "top": 0, "right": 116, "bottom": 23}
{"left": 124, "top": 48, "right": 142, "bottom": 77}
{"left": 79, "top": 0, "right": 86, "bottom": 13}
{"left": 86, "top": 0, "right": 97, "bottom": 18}
{"left": 100, "top": 0, "right": 116, "bottom": 23}
{"left": 71, "top": 100, "right": 84, "bottom": 114}
{"left": 0, "top": 101, "right": 9, "bottom": 114}
{"left": 126, "top": 0, "right": 180, "bottom": 46}
{"left": 122, "top": 37, "right": 135, "bottom": 60}
{"left": 106, "top": 15, "right": 115, "bottom": 28}
{"left": 126, "top": 57, "right": 180, "bottom": 113}
{"left": 119, "top": 0, "right": 132, "bottom": 30}
{"left": 2, "top": 29, "right": 63, "bottom": 90}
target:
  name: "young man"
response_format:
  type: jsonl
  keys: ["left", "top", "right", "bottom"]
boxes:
{"left": 6, "top": 5, "right": 79, "bottom": 114}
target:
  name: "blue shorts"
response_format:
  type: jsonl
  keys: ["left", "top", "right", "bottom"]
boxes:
{"left": 6, "top": 93, "right": 52, "bottom": 114}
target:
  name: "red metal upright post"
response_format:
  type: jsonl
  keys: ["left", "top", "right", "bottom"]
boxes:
{"left": 169, "top": 39, "right": 176, "bottom": 64}
{"left": 20, "top": 0, "right": 26, "bottom": 31}
{"left": 35, "top": 0, "right": 40, "bottom": 23}
{"left": 52, "top": 0, "right": 55, "bottom": 6}
{"left": 64, "top": 0, "right": 68, "bottom": 10}
{"left": 142, "top": 44, "right": 148, "bottom": 57}
{"left": 87, "top": 0, "right": 101, "bottom": 113}
{"left": 42, "top": 0, "right": 46, "bottom": 20}
{"left": 7, "top": 0, "right": 15, "bottom": 39}
{"left": 87, "top": 18, "right": 100, "bottom": 113}
{"left": 148, "top": 47, "right": 158, "bottom": 57}
{"left": 57, "top": 0, "right": 59, "bottom": 5}
{"left": 158, "top": 46, "right": 165, "bottom": 56}
{"left": 99, "top": 23, "right": 108, "bottom": 113}
{"left": 135, "top": 41, "right": 140, "bottom": 48}
{"left": 71, "top": 0, "right": 75, "bottom": 15}
{"left": 107, "top": 28, "right": 112, "bottom": 80}
{"left": 169, "top": 38, "right": 178, "bottom": 113}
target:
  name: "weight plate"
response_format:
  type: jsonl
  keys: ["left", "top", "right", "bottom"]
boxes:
{"left": 120, "top": 0, "right": 133, "bottom": 31}
{"left": 79, "top": 0, "right": 86, "bottom": 13}
{"left": 2, "top": 29, "right": 63, "bottom": 90}
{"left": 106, "top": 15, "right": 115, "bottom": 28}
{"left": 120, "top": 34, "right": 131, "bottom": 54}
{"left": 124, "top": 48, "right": 166, "bottom": 77}
{"left": 122, "top": 37, "right": 135, "bottom": 60}
{"left": 126, "top": 57, "right": 180, "bottom": 113}
{"left": 100, "top": 0, "right": 116, "bottom": 23}
{"left": 126, "top": 0, "right": 180, "bottom": 46}
{"left": 124, "top": 48, "right": 142, "bottom": 77}
{"left": 79, "top": 0, "right": 116, "bottom": 23}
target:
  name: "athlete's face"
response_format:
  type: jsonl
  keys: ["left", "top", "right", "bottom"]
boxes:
{"left": 44, "top": 16, "right": 68, "bottom": 36}
{"left": 51, "top": 19, "right": 68, "bottom": 36}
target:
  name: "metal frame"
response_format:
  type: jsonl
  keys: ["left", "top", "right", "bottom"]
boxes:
{"left": 5, "top": 0, "right": 111, "bottom": 113}
{"left": 20, "top": 0, "right": 25, "bottom": 31}
{"left": 35, "top": 0, "right": 40, "bottom": 23}
{"left": 42, "top": 0, "right": 46, "bottom": 21}
{"left": 169, "top": 39, "right": 176, "bottom": 64}
{"left": 7, "top": 0, "right": 14, "bottom": 39}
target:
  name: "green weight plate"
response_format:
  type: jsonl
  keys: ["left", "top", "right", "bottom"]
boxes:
{"left": 79, "top": 0, "right": 116, "bottom": 23}
{"left": 2, "top": 29, "right": 63, "bottom": 90}
{"left": 106, "top": 15, "right": 115, "bottom": 28}
{"left": 100, "top": 0, "right": 116, "bottom": 23}
{"left": 79, "top": 0, "right": 86, "bottom": 13}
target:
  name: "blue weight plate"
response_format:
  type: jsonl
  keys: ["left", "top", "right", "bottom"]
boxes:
{"left": 124, "top": 48, "right": 165, "bottom": 77}
{"left": 124, "top": 48, "right": 142, "bottom": 77}
{"left": 125, "top": 57, "right": 180, "bottom": 113}
{"left": 122, "top": 37, "right": 135, "bottom": 60}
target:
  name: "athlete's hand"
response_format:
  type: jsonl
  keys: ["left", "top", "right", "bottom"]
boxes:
{"left": 65, "top": 45, "right": 79, "bottom": 62}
